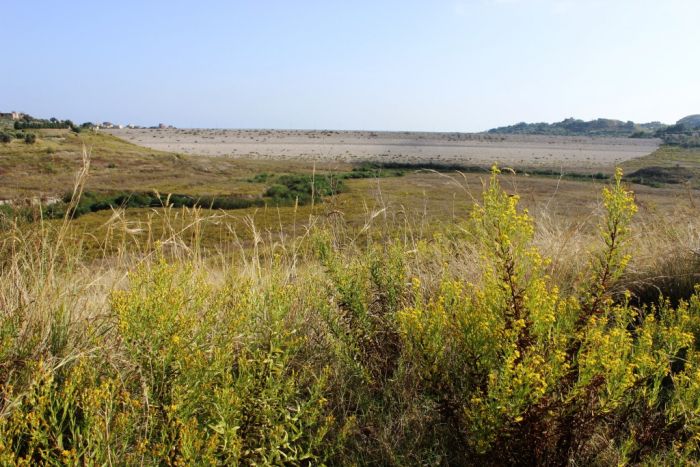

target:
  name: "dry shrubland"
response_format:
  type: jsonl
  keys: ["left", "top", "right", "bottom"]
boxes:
{"left": 1, "top": 160, "right": 700, "bottom": 465}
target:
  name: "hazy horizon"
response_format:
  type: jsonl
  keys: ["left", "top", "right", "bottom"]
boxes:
{"left": 3, "top": 0, "right": 699, "bottom": 132}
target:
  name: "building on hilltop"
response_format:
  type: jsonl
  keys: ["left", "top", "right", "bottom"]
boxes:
{"left": 0, "top": 111, "right": 23, "bottom": 120}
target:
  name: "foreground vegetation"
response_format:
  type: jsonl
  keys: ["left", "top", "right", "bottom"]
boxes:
{"left": 1, "top": 164, "right": 700, "bottom": 465}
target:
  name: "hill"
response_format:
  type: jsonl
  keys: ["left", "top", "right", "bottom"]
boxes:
{"left": 678, "top": 114, "right": 700, "bottom": 129}
{"left": 653, "top": 115, "right": 700, "bottom": 148}
{"left": 488, "top": 117, "right": 666, "bottom": 137}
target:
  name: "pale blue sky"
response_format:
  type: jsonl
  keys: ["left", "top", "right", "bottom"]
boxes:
{"left": 2, "top": 0, "right": 699, "bottom": 131}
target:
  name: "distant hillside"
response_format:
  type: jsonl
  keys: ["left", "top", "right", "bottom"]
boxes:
{"left": 653, "top": 115, "right": 700, "bottom": 148}
{"left": 677, "top": 114, "right": 700, "bottom": 129}
{"left": 488, "top": 118, "right": 667, "bottom": 137}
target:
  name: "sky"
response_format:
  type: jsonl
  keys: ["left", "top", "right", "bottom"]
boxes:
{"left": 2, "top": 0, "right": 699, "bottom": 131}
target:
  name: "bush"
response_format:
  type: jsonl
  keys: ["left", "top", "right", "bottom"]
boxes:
{"left": 248, "top": 172, "right": 271, "bottom": 183}
{"left": 14, "top": 118, "right": 72, "bottom": 130}
{"left": 264, "top": 174, "right": 345, "bottom": 205}
{"left": 0, "top": 132, "right": 12, "bottom": 144}
{"left": 394, "top": 168, "right": 700, "bottom": 463}
{"left": 24, "top": 133, "right": 37, "bottom": 144}
{"left": 0, "top": 260, "right": 338, "bottom": 464}
{"left": 42, "top": 191, "right": 267, "bottom": 220}
{"left": 265, "top": 183, "right": 291, "bottom": 199}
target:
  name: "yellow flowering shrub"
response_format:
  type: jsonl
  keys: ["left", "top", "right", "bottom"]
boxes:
{"left": 0, "top": 258, "right": 338, "bottom": 465}
{"left": 398, "top": 167, "right": 700, "bottom": 463}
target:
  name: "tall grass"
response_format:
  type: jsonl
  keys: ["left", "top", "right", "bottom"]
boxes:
{"left": 1, "top": 156, "right": 700, "bottom": 464}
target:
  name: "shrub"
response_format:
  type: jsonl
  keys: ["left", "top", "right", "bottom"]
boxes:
{"left": 24, "top": 133, "right": 37, "bottom": 144}
{"left": 42, "top": 191, "right": 266, "bottom": 220}
{"left": 14, "top": 118, "right": 72, "bottom": 130}
{"left": 397, "top": 168, "right": 700, "bottom": 463}
{"left": 265, "top": 174, "right": 345, "bottom": 205}
{"left": 0, "top": 259, "right": 339, "bottom": 464}
{"left": 248, "top": 172, "right": 271, "bottom": 183}
{"left": 265, "top": 183, "right": 291, "bottom": 200}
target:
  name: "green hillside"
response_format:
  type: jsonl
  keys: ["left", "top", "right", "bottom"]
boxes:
{"left": 488, "top": 117, "right": 666, "bottom": 137}
{"left": 678, "top": 114, "right": 700, "bottom": 129}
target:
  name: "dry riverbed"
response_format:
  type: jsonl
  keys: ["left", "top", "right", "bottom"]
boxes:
{"left": 108, "top": 129, "right": 660, "bottom": 172}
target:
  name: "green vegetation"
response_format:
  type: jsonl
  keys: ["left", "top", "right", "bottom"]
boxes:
{"left": 13, "top": 116, "right": 76, "bottom": 131}
{"left": 630, "top": 130, "right": 656, "bottom": 139}
{"left": 53, "top": 191, "right": 265, "bottom": 219}
{"left": 0, "top": 129, "right": 39, "bottom": 145}
{"left": 1, "top": 167, "right": 700, "bottom": 464}
{"left": 640, "top": 116, "right": 700, "bottom": 148}
{"left": 247, "top": 172, "right": 272, "bottom": 183}
{"left": 488, "top": 117, "right": 666, "bottom": 137}
{"left": 352, "top": 160, "right": 609, "bottom": 182}
{"left": 342, "top": 162, "right": 406, "bottom": 179}
{"left": 0, "top": 176, "right": 348, "bottom": 222}
{"left": 678, "top": 114, "right": 700, "bottom": 129}
{"left": 15, "top": 174, "right": 347, "bottom": 220}
{"left": 655, "top": 125, "right": 700, "bottom": 148}
{"left": 265, "top": 174, "right": 345, "bottom": 205}
{"left": 0, "top": 171, "right": 398, "bottom": 224}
